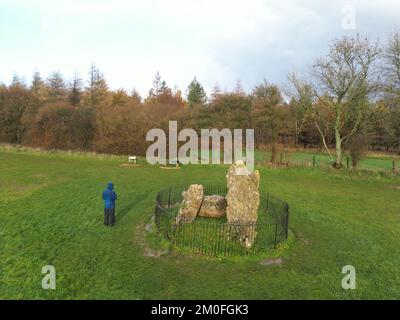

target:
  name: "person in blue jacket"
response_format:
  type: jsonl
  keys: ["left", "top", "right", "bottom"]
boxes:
{"left": 102, "top": 182, "right": 117, "bottom": 226}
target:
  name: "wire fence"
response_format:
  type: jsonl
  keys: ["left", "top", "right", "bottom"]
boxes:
{"left": 255, "top": 153, "right": 400, "bottom": 177}
{"left": 154, "top": 185, "right": 289, "bottom": 257}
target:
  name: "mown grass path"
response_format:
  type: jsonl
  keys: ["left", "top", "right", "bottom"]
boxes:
{"left": 1, "top": 150, "right": 399, "bottom": 299}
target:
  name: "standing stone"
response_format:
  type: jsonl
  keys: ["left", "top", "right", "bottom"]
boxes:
{"left": 175, "top": 184, "right": 203, "bottom": 224}
{"left": 198, "top": 195, "right": 227, "bottom": 218}
{"left": 226, "top": 160, "right": 260, "bottom": 247}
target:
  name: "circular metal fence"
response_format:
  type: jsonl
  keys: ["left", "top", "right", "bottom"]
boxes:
{"left": 154, "top": 185, "right": 289, "bottom": 257}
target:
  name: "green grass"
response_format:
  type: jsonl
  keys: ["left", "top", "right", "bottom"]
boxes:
{"left": 159, "top": 216, "right": 286, "bottom": 258}
{"left": 1, "top": 147, "right": 400, "bottom": 299}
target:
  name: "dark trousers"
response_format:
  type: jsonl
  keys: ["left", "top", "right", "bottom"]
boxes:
{"left": 104, "top": 208, "right": 115, "bottom": 225}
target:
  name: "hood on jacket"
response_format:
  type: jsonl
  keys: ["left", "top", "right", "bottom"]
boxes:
{"left": 107, "top": 182, "right": 114, "bottom": 190}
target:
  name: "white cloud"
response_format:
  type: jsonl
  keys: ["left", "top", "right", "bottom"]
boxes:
{"left": 1, "top": 0, "right": 400, "bottom": 95}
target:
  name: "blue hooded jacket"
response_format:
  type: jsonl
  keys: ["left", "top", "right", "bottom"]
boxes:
{"left": 103, "top": 182, "right": 117, "bottom": 209}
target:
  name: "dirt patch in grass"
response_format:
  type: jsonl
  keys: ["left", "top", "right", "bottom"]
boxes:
{"left": 7, "top": 183, "right": 36, "bottom": 193}
{"left": 260, "top": 257, "right": 284, "bottom": 266}
{"left": 290, "top": 229, "right": 311, "bottom": 245}
{"left": 3, "top": 182, "right": 49, "bottom": 198}
{"left": 119, "top": 163, "right": 142, "bottom": 168}
{"left": 298, "top": 237, "right": 311, "bottom": 245}
{"left": 133, "top": 217, "right": 170, "bottom": 258}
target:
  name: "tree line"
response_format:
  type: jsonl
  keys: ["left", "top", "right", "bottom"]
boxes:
{"left": 1, "top": 32, "right": 400, "bottom": 168}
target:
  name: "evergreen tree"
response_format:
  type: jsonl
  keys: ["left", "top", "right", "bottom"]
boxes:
{"left": 186, "top": 77, "right": 207, "bottom": 107}
{"left": 148, "top": 71, "right": 169, "bottom": 99}
{"left": 10, "top": 73, "right": 26, "bottom": 89}
{"left": 234, "top": 78, "right": 245, "bottom": 96}
{"left": 31, "top": 71, "right": 46, "bottom": 97}
{"left": 86, "top": 63, "right": 109, "bottom": 107}
{"left": 129, "top": 88, "right": 142, "bottom": 104}
{"left": 47, "top": 71, "right": 66, "bottom": 102}
{"left": 69, "top": 71, "right": 83, "bottom": 107}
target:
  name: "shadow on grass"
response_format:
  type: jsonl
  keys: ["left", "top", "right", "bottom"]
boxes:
{"left": 115, "top": 190, "right": 157, "bottom": 224}
{"left": 117, "top": 202, "right": 137, "bottom": 222}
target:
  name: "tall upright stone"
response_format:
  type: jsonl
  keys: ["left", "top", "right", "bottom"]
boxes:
{"left": 226, "top": 160, "right": 260, "bottom": 247}
{"left": 175, "top": 184, "right": 204, "bottom": 224}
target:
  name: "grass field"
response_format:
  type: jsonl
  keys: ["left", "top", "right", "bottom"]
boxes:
{"left": 1, "top": 147, "right": 400, "bottom": 299}
{"left": 254, "top": 149, "right": 400, "bottom": 171}
{"left": 193, "top": 148, "right": 400, "bottom": 172}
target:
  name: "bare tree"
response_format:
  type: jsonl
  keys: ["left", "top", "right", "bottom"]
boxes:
{"left": 383, "top": 32, "right": 400, "bottom": 92}
{"left": 381, "top": 32, "right": 400, "bottom": 153}
{"left": 310, "top": 36, "right": 381, "bottom": 168}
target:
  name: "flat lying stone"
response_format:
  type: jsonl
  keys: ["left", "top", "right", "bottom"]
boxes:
{"left": 198, "top": 194, "right": 227, "bottom": 218}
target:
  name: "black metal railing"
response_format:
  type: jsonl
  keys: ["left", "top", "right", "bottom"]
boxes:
{"left": 155, "top": 185, "right": 289, "bottom": 257}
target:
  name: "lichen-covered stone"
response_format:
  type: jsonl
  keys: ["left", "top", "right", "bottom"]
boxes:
{"left": 175, "top": 184, "right": 203, "bottom": 224}
{"left": 198, "top": 195, "right": 227, "bottom": 218}
{"left": 225, "top": 160, "right": 260, "bottom": 247}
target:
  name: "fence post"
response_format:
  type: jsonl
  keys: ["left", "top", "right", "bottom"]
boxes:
{"left": 285, "top": 204, "right": 289, "bottom": 240}
{"left": 168, "top": 188, "right": 171, "bottom": 209}
{"left": 313, "top": 155, "right": 316, "bottom": 167}
{"left": 346, "top": 156, "right": 349, "bottom": 169}
{"left": 393, "top": 160, "right": 396, "bottom": 174}
{"left": 154, "top": 194, "right": 159, "bottom": 228}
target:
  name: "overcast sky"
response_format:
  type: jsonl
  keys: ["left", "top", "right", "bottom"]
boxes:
{"left": 1, "top": 0, "right": 399, "bottom": 96}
